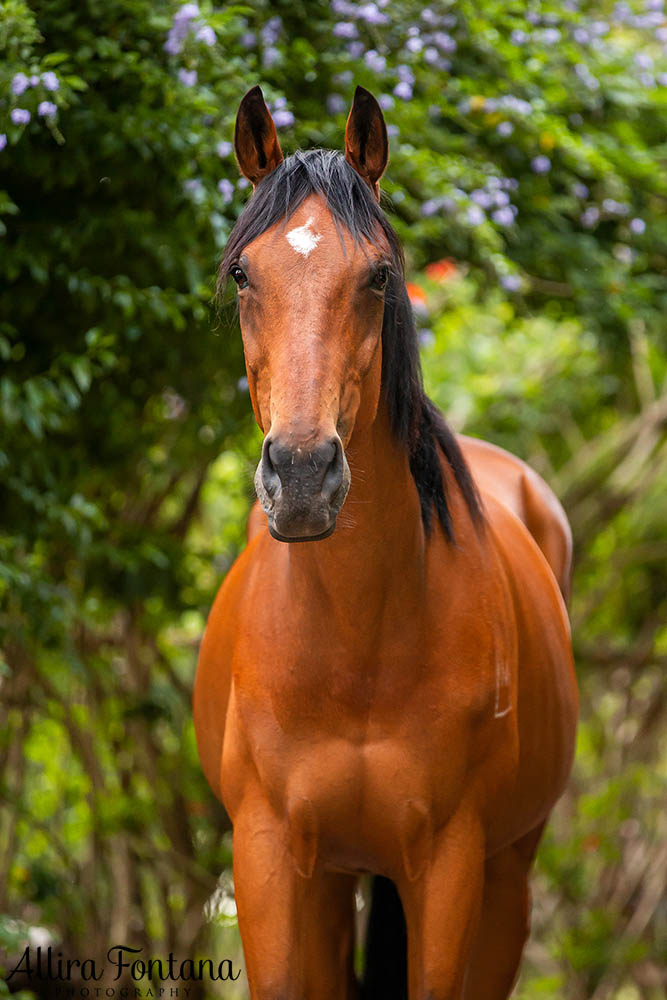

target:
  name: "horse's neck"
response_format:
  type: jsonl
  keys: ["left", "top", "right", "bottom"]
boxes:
{"left": 285, "top": 405, "right": 426, "bottom": 615}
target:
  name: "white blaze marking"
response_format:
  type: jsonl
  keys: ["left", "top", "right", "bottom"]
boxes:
{"left": 286, "top": 216, "right": 322, "bottom": 257}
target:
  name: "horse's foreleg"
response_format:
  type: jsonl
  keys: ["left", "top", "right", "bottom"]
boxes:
{"left": 400, "top": 807, "right": 485, "bottom": 1000}
{"left": 232, "top": 796, "right": 357, "bottom": 1000}
{"left": 462, "top": 822, "right": 545, "bottom": 1000}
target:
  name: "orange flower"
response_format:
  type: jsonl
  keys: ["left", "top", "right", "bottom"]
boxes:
{"left": 425, "top": 257, "right": 457, "bottom": 283}
{"left": 406, "top": 283, "right": 428, "bottom": 309}
{"left": 581, "top": 834, "right": 601, "bottom": 852}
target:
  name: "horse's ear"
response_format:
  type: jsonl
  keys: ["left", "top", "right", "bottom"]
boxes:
{"left": 234, "top": 85, "right": 284, "bottom": 186}
{"left": 344, "top": 86, "right": 388, "bottom": 201}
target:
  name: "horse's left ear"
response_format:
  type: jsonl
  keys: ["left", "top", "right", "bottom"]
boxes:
{"left": 234, "top": 85, "right": 284, "bottom": 186}
{"left": 344, "top": 86, "right": 388, "bottom": 201}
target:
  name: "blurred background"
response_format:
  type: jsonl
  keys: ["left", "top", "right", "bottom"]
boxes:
{"left": 1, "top": 1, "right": 666, "bottom": 998}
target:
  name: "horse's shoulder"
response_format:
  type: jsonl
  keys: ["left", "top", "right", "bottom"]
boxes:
{"left": 457, "top": 434, "right": 572, "bottom": 603}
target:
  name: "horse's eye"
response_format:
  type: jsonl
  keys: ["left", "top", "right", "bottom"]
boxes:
{"left": 371, "top": 265, "right": 389, "bottom": 291}
{"left": 230, "top": 265, "right": 249, "bottom": 289}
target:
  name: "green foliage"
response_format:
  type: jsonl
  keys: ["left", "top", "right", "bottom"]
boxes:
{"left": 1, "top": 1, "right": 666, "bottom": 998}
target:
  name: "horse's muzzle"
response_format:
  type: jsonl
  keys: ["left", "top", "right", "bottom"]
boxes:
{"left": 255, "top": 433, "right": 350, "bottom": 541}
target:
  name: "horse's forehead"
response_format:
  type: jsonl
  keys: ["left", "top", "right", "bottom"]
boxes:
{"left": 250, "top": 196, "right": 368, "bottom": 271}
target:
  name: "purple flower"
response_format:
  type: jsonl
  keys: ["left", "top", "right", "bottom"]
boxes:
{"left": 573, "top": 27, "right": 590, "bottom": 44}
{"left": 419, "top": 329, "right": 435, "bottom": 348}
{"left": 38, "top": 101, "right": 57, "bottom": 118}
{"left": 240, "top": 31, "right": 257, "bottom": 48}
{"left": 364, "top": 50, "right": 386, "bottom": 72}
{"left": 432, "top": 31, "right": 457, "bottom": 53}
{"left": 0, "top": 134, "right": 7, "bottom": 152}
{"left": 393, "top": 81, "right": 413, "bottom": 100}
{"left": 10, "top": 108, "right": 30, "bottom": 125}
{"left": 41, "top": 71, "right": 60, "bottom": 91}
{"left": 467, "top": 205, "right": 485, "bottom": 226}
{"left": 273, "top": 109, "right": 295, "bottom": 129}
{"left": 500, "top": 274, "right": 522, "bottom": 292}
{"left": 164, "top": 31, "right": 185, "bottom": 54}
{"left": 261, "top": 16, "right": 283, "bottom": 45}
{"left": 397, "top": 64, "right": 415, "bottom": 84}
{"left": 573, "top": 182, "right": 589, "bottom": 198}
{"left": 406, "top": 37, "right": 423, "bottom": 53}
{"left": 218, "top": 178, "right": 234, "bottom": 203}
{"left": 421, "top": 199, "right": 441, "bottom": 217}
{"left": 347, "top": 41, "right": 365, "bottom": 58}
{"left": 358, "top": 3, "right": 390, "bottom": 25}
{"left": 495, "top": 190, "right": 510, "bottom": 206}
{"left": 423, "top": 47, "right": 440, "bottom": 64}
{"left": 216, "top": 140, "right": 233, "bottom": 157}
{"left": 492, "top": 207, "right": 515, "bottom": 226}
{"left": 237, "top": 177, "right": 250, "bottom": 190}
{"left": 29, "top": 74, "right": 39, "bottom": 86}
{"left": 511, "top": 29, "right": 528, "bottom": 45}
{"left": 602, "top": 198, "right": 629, "bottom": 216}
{"left": 629, "top": 217, "right": 646, "bottom": 234}
{"left": 378, "top": 94, "right": 395, "bottom": 110}
{"left": 656, "top": 27, "right": 667, "bottom": 42}
{"left": 237, "top": 375, "right": 249, "bottom": 392}
{"left": 657, "top": 73, "right": 667, "bottom": 86}
{"left": 531, "top": 155, "right": 551, "bottom": 174}
{"left": 175, "top": 3, "right": 199, "bottom": 21}
{"left": 262, "top": 46, "right": 281, "bottom": 67}
{"left": 11, "top": 73, "right": 29, "bottom": 95}
{"left": 498, "top": 95, "right": 532, "bottom": 115}
{"left": 333, "top": 22, "right": 358, "bottom": 39}
{"left": 497, "top": 121, "right": 514, "bottom": 136}
{"left": 540, "top": 28, "right": 561, "bottom": 44}
{"left": 421, "top": 8, "right": 439, "bottom": 26}
{"left": 196, "top": 24, "right": 216, "bottom": 46}
{"left": 326, "top": 93, "right": 346, "bottom": 114}
{"left": 635, "top": 52, "right": 653, "bottom": 69}
{"left": 471, "top": 189, "right": 494, "bottom": 209}
{"left": 178, "top": 68, "right": 197, "bottom": 86}
{"left": 581, "top": 206, "right": 599, "bottom": 227}
{"left": 387, "top": 124, "right": 399, "bottom": 137}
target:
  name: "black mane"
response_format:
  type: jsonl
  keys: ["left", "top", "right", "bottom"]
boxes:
{"left": 219, "top": 148, "right": 483, "bottom": 542}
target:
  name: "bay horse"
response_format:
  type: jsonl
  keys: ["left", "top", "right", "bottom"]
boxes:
{"left": 194, "top": 85, "right": 578, "bottom": 1000}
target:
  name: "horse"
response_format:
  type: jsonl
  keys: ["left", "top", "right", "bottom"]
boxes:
{"left": 194, "top": 85, "right": 578, "bottom": 1000}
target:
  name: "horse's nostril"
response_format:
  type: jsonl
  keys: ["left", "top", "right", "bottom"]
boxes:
{"left": 320, "top": 437, "right": 344, "bottom": 502}
{"left": 261, "top": 436, "right": 282, "bottom": 498}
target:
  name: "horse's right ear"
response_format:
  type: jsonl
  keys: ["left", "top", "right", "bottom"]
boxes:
{"left": 234, "top": 85, "right": 284, "bottom": 186}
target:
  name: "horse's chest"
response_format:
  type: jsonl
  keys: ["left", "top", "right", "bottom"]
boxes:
{"left": 231, "top": 655, "right": 496, "bottom": 877}
{"left": 275, "top": 734, "right": 455, "bottom": 879}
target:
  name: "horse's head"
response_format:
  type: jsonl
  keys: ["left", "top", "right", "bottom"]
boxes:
{"left": 222, "top": 86, "right": 394, "bottom": 542}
